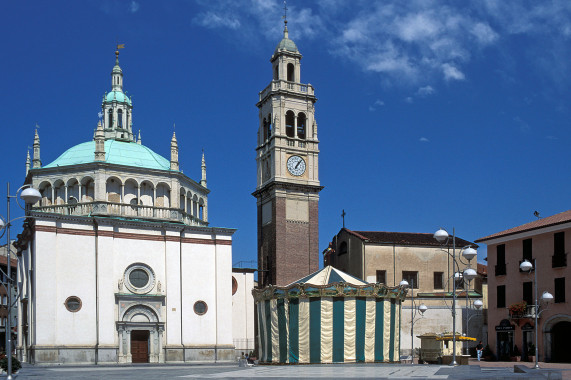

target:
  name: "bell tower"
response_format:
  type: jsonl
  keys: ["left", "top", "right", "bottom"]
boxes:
{"left": 253, "top": 19, "right": 322, "bottom": 287}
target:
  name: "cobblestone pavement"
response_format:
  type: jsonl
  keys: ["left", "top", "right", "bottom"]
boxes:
{"left": 9, "top": 360, "right": 571, "bottom": 380}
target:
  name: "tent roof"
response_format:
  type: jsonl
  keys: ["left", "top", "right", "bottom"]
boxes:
{"left": 288, "top": 265, "right": 369, "bottom": 287}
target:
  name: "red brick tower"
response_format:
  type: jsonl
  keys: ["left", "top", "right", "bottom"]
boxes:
{"left": 253, "top": 21, "right": 322, "bottom": 287}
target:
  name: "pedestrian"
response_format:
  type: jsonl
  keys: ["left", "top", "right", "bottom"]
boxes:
{"left": 476, "top": 341, "right": 484, "bottom": 361}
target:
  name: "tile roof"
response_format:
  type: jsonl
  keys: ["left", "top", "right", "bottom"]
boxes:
{"left": 344, "top": 229, "right": 477, "bottom": 248}
{"left": 475, "top": 209, "right": 571, "bottom": 242}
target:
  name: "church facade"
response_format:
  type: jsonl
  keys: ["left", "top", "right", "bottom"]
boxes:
{"left": 15, "top": 50, "right": 239, "bottom": 364}
{"left": 253, "top": 20, "right": 322, "bottom": 287}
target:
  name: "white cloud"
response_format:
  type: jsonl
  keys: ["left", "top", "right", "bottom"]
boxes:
{"left": 416, "top": 85, "right": 435, "bottom": 96}
{"left": 419, "top": 137, "right": 430, "bottom": 142}
{"left": 194, "top": 11, "right": 241, "bottom": 30}
{"left": 442, "top": 63, "right": 465, "bottom": 81}
{"left": 369, "top": 99, "right": 385, "bottom": 111}
{"left": 471, "top": 22, "right": 498, "bottom": 45}
{"left": 130, "top": 1, "right": 139, "bottom": 13}
{"left": 405, "top": 97, "right": 413, "bottom": 103}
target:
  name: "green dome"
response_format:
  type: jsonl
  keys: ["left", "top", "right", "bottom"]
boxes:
{"left": 275, "top": 37, "right": 299, "bottom": 54}
{"left": 106, "top": 91, "right": 131, "bottom": 105}
{"left": 44, "top": 140, "right": 171, "bottom": 171}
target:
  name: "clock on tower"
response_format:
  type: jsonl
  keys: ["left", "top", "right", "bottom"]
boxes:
{"left": 253, "top": 19, "right": 322, "bottom": 287}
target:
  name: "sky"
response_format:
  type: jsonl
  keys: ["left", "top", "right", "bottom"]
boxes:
{"left": 2, "top": 0, "right": 571, "bottom": 268}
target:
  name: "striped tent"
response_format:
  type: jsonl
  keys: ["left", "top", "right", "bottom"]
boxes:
{"left": 252, "top": 266, "right": 407, "bottom": 364}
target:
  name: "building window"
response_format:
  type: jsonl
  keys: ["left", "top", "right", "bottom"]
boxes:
{"left": 124, "top": 263, "right": 156, "bottom": 294}
{"left": 523, "top": 281, "right": 533, "bottom": 306}
{"left": 402, "top": 271, "right": 418, "bottom": 288}
{"left": 232, "top": 276, "right": 238, "bottom": 295}
{"left": 376, "top": 270, "right": 386, "bottom": 284}
{"left": 285, "top": 111, "right": 295, "bottom": 138}
{"left": 497, "top": 285, "right": 506, "bottom": 308}
{"left": 554, "top": 232, "right": 565, "bottom": 255}
{"left": 555, "top": 277, "right": 565, "bottom": 303}
{"left": 338, "top": 241, "right": 348, "bottom": 256}
{"left": 64, "top": 296, "right": 82, "bottom": 312}
{"left": 434, "top": 272, "right": 444, "bottom": 289}
{"left": 523, "top": 239, "right": 532, "bottom": 261}
{"left": 194, "top": 300, "right": 208, "bottom": 315}
{"left": 297, "top": 113, "right": 306, "bottom": 139}
{"left": 495, "top": 244, "right": 506, "bottom": 276}
{"left": 118, "top": 109, "right": 123, "bottom": 128}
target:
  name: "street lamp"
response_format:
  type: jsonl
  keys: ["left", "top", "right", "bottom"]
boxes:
{"left": 400, "top": 279, "right": 428, "bottom": 364}
{"left": 0, "top": 183, "right": 41, "bottom": 380}
{"left": 433, "top": 228, "right": 477, "bottom": 366}
{"left": 519, "top": 259, "right": 554, "bottom": 369}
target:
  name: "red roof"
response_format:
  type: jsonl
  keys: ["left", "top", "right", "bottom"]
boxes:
{"left": 344, "top": 228, "right": 477, "bottom": 248}
{"left": 476, "top": 209, "right": 571, "bottom": 242}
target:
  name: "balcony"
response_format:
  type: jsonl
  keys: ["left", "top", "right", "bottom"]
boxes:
{"left": 495, "top": 263, "right": 506, "bottom": 276}
{"left": 552, "top": 253, "right": 567, "bottom": 268}
{"left": 259, "top": 79, "right": 315, "bottom": 101}
{"left": 509, "top": 304, "right": 537, "bottom": 319}
{"left": 32, "top": 201, "right": 208, "bottom": 227}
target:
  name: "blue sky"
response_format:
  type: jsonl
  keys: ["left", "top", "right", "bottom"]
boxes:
{"left": 2, "top": 1, "right": 571, "bottom": 266}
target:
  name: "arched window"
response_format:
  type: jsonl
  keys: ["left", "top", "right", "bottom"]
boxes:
{"left": 339, "top": 241, "right": 348, "bottom": 255}
{"left": 285, "top": 111, "right": 295, "bottom": 138}
{"left": 263, "top": 118, "right": 268, "bottom": 141}
{"left": 297, "top": 112, "right": 306, "bottom": 139}
{"left": 118, "top": 109, "right": 123, "bottom": 128}
{"left": 267, "top": 113, "right": 272, "bottom": 137}
{"left": 108, "top": 109, "right": 113, "bottom": 128}
{"left": 287, "top": 63, "right": 294, "bottom": 82}
{"left": 274, "top": 65, "right": 279, "bottom": 80}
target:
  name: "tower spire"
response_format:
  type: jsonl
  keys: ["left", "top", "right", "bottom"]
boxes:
{"left": 32, "top": 128, "right": 41, "bottom": 169}
{"left": 200, "top": 149, "right": 207, "bottom": 188}
{"left": 170, "top": 131, "right": 179, "bottom": 171}
{"left": 25, "top": 149, "right": 31, "bottom": 176}
{"left": 283, "top": 0, "right": 289, "bottom": 38}
{"left": 94, "top": 120, "right": 106, "bottom": 162}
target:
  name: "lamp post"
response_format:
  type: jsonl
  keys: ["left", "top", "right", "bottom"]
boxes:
{"left": 400, "top": 279, "right": 427, "bottom": 364}
{"left": 519, "top": 259, "right": 554, "bottom": 369}
{"left": 0, "top": 183, "right": 41, "bottom": 380}
{"left": 434, "top": 228, "right": 477, "bottom": 366}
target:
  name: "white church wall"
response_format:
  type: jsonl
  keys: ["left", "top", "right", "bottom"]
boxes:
{"left": 215, "top": 243, "right": 233, "bottom": 347}
{"left": 96, "top": 224, "right": 119, "bottom": 349}
{"left": 164, "top": 231, "right": 182, "bottom": 347}
{"left": 34, "top": 227, "right": 58, "bottom": 345}
{"left": 231, "top": 270, "right": 255, "bottom": 355}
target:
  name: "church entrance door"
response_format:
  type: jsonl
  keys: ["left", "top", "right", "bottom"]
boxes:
{"left": 131, "top": 330, "right": 150, "bottom": 363}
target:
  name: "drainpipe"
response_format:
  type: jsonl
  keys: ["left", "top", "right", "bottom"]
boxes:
{"left": 93, "top": 218, "right": 99, "bottom": 365}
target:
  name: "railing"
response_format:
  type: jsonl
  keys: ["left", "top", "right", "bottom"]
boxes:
{"left": 552, "top": 253, "right": 567, "bottom": 268}
{"left": 259, "top": 80, "right": 314, "bottom": 100}
{"left": 32, "top": 201, "right": 208, "bottom": 226}
{"left": 495, "top": 264, "right": 506, "bottom": 276}
{"left": 509, "top": 305, "right": 537, "bottom": 319}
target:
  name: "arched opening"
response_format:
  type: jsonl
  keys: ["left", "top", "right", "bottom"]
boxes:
{"left": 297, "top": 112, "right": 306, "bottom": 139}
{"left": 287, "top": 63, "right": 294, "bottom": 82}
{"left": 339, "top": 242, "right": 347, "bottom": 255}
{"left": 108, "top": 109, "right": 113, "bottom": 129}
{"left": 140, "top": 181, "right": 154, "bottom": 207}
{"left": 53, "top": 180, "right": 65, "bottom": 205}
{"left": 263, "top": 118, "right": 268, "bottom": 141}
{"left": 551, "top": 321, "right": 571, "bottom": 362}
{"left": 285, "top": 111, "right": 295, "bottom": 138}
{"left": 273, "top": 64, "right": 279, "bottom": 80}
{"left": 267, "top": 113, "right": 272, "bottom": 137}
{"left": 66, "top": 179, "right": 79, "bottom": 204}
{"left": 106, "top": 177, "right": 122, "bottom": 203}
{"left": 39, "top": 182, "right": 53, "bottom": 206}
{"left": 118, "top": 109, "right": 123, "bottom": 128}
{"left": 155, "top": 183, "right": 170, "bottom": 207}
{"left": 81, "top": 177, "right": 95, "bottom": 202}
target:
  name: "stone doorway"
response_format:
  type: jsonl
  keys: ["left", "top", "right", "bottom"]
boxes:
{"left": 131, "top": 330, "right": 150, "bottom": 363}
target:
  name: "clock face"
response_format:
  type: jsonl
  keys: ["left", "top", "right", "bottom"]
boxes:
{"left": 287, "top": 155, "right": 306, "bottom": 176}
